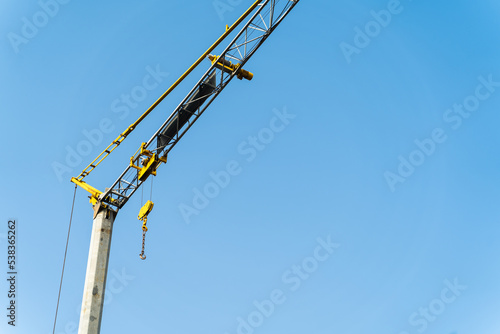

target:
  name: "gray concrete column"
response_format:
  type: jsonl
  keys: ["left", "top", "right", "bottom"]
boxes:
{"left": 78, "top": 208, "right": 116, "bottom": 334}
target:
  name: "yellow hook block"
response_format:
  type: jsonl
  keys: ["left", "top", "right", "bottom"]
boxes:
{"left": 138, "top": 200, "right": 154, "bottom": 222}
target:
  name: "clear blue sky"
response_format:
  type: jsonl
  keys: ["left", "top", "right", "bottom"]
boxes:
{"left": 1, "top": 0, "right": 500, "bottom": 333}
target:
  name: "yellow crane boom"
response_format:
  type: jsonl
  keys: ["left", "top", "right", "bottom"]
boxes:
{"left": 73, "top": 0, "right": 261, "bottom": 183}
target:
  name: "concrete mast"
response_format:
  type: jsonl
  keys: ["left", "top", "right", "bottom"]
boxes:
{"left": 78, "top": 208, "right": 116, "bottom": 334}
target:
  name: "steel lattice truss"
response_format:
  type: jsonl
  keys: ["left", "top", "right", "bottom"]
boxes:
{"left": 100, "top": 0, "right": 299, "bottom": 210}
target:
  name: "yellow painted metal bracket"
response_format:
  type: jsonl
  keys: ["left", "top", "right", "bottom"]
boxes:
{"left": 208, "top": 54, "right": 254, "bottom": 80}
{"left": 70, "top": 177, "right": 103, "bottom": 205}
{"left": 70, "top": 177, "right": 118, "bottom": 210}
{"left": 73, "top": 0, "right": 262, "bottom": 183}
{"left": 130, "top": 143, "right": 167, "bottom": 182}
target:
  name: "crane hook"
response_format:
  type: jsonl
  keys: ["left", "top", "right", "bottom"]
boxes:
{"left": 139, "top": 222, "right": 147, "bottom": 260}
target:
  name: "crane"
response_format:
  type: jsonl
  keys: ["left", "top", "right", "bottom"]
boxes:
{"left": 67, "top": 1, "right": 300, "bottom": 333}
